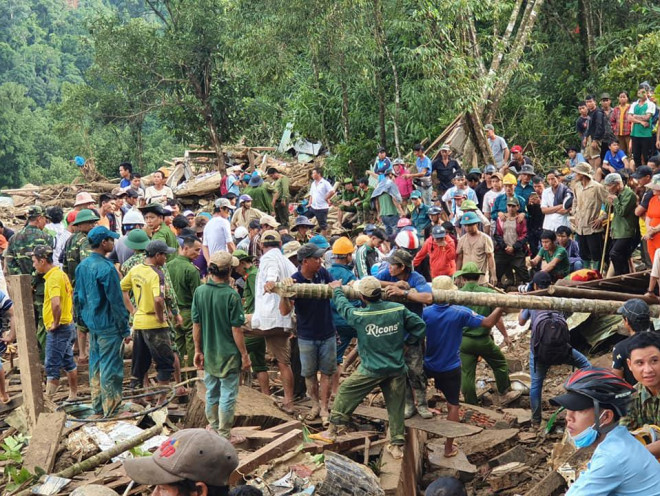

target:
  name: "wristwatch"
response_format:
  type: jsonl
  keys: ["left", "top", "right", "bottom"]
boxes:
{"left": 403, "top": 290, "right": 410, "bottom": 298}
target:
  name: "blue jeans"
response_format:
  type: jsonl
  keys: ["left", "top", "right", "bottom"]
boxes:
{"left": 205, "top": 370, "right": 240, "bottom": 438}
{"left": 529, "top": 348, "right": 590, "bottom": 423}
{"left": 298, "top": 336, "right": 337, "bottom": 377}
{"left": 45, "top": 323, "right": 77, "bottom": 381}
{"left": 381, "top": 215, "right": 399, "bottom": 240}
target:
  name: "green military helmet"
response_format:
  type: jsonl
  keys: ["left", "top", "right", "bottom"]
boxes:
{"left": 72, "top": 209, "right": 100, "bottom": 226}
{"left": 460, "top": 199, "right": 478, "bottom": 211}
{"left": 125, "top": 229, "right": 150, "bottom": 251}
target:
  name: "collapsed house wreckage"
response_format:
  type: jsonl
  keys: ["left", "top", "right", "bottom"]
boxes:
{"left": 0, "top": 139, "right": 651, "bottom": 495}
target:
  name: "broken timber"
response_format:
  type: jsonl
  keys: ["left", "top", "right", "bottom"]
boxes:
{"left": 273, "top": 283, "right": 645, "bottom": 315}
{"left": 7, "top": 275, "right": 44, "bottom": 432}
{"left": 22, "top": 411, "right": 66, "bottom": 474}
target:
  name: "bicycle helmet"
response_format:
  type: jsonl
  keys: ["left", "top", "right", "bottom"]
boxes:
{"left": 551, "top": 367, "right": 635, "bottom": 430}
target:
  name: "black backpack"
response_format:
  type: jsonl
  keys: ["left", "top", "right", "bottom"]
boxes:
{"left": 531, "top": 310, "right": 572, "bottom": 367}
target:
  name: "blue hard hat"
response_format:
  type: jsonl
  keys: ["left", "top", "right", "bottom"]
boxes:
{"left": 460, "top": 211, "right": 480, "bottom": 225}
{"left": 74, "top": 156, "right": 86, "bottom": 167}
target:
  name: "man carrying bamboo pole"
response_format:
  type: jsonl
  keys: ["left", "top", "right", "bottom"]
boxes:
{"left": 310, "top": 277, "right": 426, "bottom": 460}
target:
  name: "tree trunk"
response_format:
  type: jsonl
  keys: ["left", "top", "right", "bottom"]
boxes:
{"left": 339, "top": 54, "right": 351, "bottom": 142}
{"left": 483, "top": 0, "right": 546, "bottom": 123}
{"left": 375, "top": 69, "right": 387, "bottom": 149}
{"left": 464, "top": 110, "right": 495, "bottom": 166}
{"left": 578, "top": 0, "right": 597, "bottom": 72}
{"left": 384, "top": 41, "right": 402, "bottom": 158}
{"left": 273, "top": 283, "right": 660, "bottom": 316}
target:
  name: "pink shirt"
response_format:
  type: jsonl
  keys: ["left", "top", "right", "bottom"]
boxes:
{"left": 393, "top": 165, "right": 414, "bottom": 198}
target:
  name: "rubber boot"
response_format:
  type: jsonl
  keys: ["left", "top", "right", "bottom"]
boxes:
{"left": 206, "top": 404, "right": 219, "bottom": 432}
{"left": 404, "top": 386, "right": 416, "bottom": 419}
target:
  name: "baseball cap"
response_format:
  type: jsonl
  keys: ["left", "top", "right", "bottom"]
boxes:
{"left": 506, "top": 197, "right": 520, "bottom": 207}
{"left": 633, "top": 166, "right": 653, "bottom": 179}
{"left": 309, "top": 235, "right": 330, "bottom": 250}
{"left": 440, "top": 144, "right": 451, "bottom": 152}
{"left": 385, "top": 249, "right": 413, "bottom": 269}
{"left": 215, "top": 198, "right": 235, "bottom": 210}
{"left": 532, "top": 271, "right": 552, "bottom": 289}
{"left": 511, "top": 145, "right": 523, "bottom": 154}
{"left": 297, "top": 243, "right": 326, "bottom": 261}
{"left": 125, "top": 229, "right": 150, "bottom": 251}
{"left": 123, "top": 428, "right": 238, "bottom": 487}
{"left": 617, "top": 298, "right": 651, "bottom": 325}
{"left": 209, "top": 251, "right": 239, "bottom": 269}
{"left": 431, "top": 225, "right": 446, "bottom": 238}
{"left": 259, "top": 214, "right": 279, "bottom": 228}
{"left": 491, "top": 172, "right": 503, "bottom": 181}
{"left": 183, "top": 210, "right": 195, "bottom": 217}
{"left": 31, "top": 244, "right": 54, "bottom": 259}
{"left": 453, "top": 189, "right": 466, "bottom": 198}
{"left": 88, "top": 226, "right": 120, "bottom": 245}
{"left": 549, "top": 391, "right": 594, "bottom": 411}
{"left": 357, "top": 276, "right": 382, "bottom": 298}
{"left": 145, "top": 240, "right": 176, "bottom": 257}
{"left": 363, "top": 224, "right": 377, "bottom": 235}
{"left": 484, "top": 124, "right": 494, "bottom": 131}
{"left": 261, "top": 230, "right": 281, "bottom": 244}
{"left": 468, "top": 167, "right": 482, "bottom": 175}
{"left": 484, "top": 165, "right": 497, "bottom": 174}
{"left": 410, "top": 190, "right": 422, "bottom": 199}
{"left": 282, "top": 240, "right": 301, "bottom": 258}
{"left": 238, "top": 194, "right": 252, "bottom": 205}
{"left": 432, "top": 275, "right": 457, "bottom": 291}
{"left": 124, "top": 188, "right": 139, "bottom": 199}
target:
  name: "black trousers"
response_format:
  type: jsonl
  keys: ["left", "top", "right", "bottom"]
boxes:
{"left": 577, "top": 232, "right": 604, "bottom": 263}
{"left": 631, "top": 136, "right": 654, "bottom": 166}
{"left": 609, "top": 237, "right": 634, "bottom": 275}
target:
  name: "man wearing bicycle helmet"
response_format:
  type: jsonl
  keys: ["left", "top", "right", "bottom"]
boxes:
{"left": 550, "top": 367, "right": 660, "bottom": 494}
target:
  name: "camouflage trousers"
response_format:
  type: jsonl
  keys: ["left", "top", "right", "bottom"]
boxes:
{"left": 404, "top": 341, "right": 428, "bottom": 407}
{"left": 89, "top": 330, "right": 124, "bottom": 416}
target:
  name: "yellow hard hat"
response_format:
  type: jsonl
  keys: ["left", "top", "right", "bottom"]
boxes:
{"left": 355, "top": 234, "right": 370, "bottom": 247}
{"left": 332, "top": 236, "right": 354, "bottom": 255}
{"left": 503, "top": 174, "right": 517, "bottom": 185}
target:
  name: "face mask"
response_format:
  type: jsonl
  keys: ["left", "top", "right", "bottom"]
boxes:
{"left": 569, "top": 412, "right": 605, "bottom": 449}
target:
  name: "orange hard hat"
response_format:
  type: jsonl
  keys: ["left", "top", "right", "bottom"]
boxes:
{"left": 332, "top": 236, "right": 354, "bottom": 255}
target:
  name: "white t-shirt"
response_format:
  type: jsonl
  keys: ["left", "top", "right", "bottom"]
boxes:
{"left": 252, "top": 248, "right": 297, "bottom": 330}
{"left": 482, "top": 189, "right": 504, "bottom": 218}
{"left": 310, "top": 178, "right": 334, "bottom": 210}
{"left": 203, "top": 216, "right": 232, "bottom": 254}
{"left": 541, "top": 187, "right": 570, "bottom": 231}
{"left": 144, "top": 185, "right": 174, "bottom": 204}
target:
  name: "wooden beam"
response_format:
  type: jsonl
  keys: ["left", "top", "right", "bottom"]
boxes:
{"left": 229, "top": 429, "right": 303, "bottom": 484}
{"left": 262, "top": 419, "right": 302, "bottom": 434}
{"left": 7, "top": 275, "right": 43, "bottom": 432}
{"left": 23, "top": 411, "right": 66, "bottom": 473}
{"left": 353, "top": 405, "right": 482, "bottom": 438}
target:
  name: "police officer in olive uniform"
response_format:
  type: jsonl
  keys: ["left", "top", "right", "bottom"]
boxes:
{"left": 63, "top": 209, "right": 100, "bottom": 362}
{"left": 4, "top": 205, "right": 54, "bottom": 359}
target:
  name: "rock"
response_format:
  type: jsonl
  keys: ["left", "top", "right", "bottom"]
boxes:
{"left": 507, "top": 358, "right": 523, "bottom": 373}
{"left": 318, "top": 451, "right": 384, "bottom": 496}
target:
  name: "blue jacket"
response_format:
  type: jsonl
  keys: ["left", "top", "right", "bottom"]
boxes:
{"left": 74, "top": 253, "right": 129, "bottom": 335}
{"left": 328, "top": 263, "right": 361, "bottom": 328}
{"left": 491, "top": 193, "right": 527, "bottom": 220}
{"left": 515, "top": 182, "right": 534, "bottom": 204}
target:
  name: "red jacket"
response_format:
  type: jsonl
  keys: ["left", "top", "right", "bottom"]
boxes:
{"left": 413, "top": 235, "right": 456, "bottom": 277}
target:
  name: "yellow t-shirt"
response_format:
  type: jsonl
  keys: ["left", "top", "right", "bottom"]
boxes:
{"left": 120, "top": 263, "right": 165, "bottom": 330}
{"left": 43, "top": 266, "right": 73, "bottom": 329}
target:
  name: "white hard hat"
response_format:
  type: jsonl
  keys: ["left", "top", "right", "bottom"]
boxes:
{"left": 234, "top": 226, "right": 248, "bottom": 240}
{"left": 122, "top": 209, "right": 146, "bottom": 225}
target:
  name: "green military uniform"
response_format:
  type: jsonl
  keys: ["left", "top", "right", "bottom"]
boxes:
{"left": 330, "top": 287, "right": 426, "bottom": 445}
{"left": 241, "top": 264, "right": 268, "bottom": 375}
{"left": 620, "top": 382, "right": 660, "bottom": 430}
{"left": 5, "top": 209, "right": 54, "bottom": 359}
{"left": 273, "top": 175, "right": 291, "bottom": 227}
{"left": 459, "top": 279, "right": 511, "bottom": 404}
{"left": 150, "top": 223, "right": 178, "bottom": 262}
{"left": 244, "top": 185, "right": 274, "bottom": 215}
{"left": 339, "top": 182, "right": 358, "bottom": 213}
{"left": 357, "top": 186, "right": 374, "bottom": 224}
{"left": 166, "top": 254, "right": 202, "bottom": 367}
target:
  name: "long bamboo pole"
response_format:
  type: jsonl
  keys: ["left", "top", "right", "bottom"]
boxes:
{"left": 273, "top": 283, "right": 660, "bottom": 317}
{"left": 547, "top": 285, "right": 657, "bottom": 305}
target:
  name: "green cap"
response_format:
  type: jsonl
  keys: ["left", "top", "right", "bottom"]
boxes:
{"left": 27, "top": 205, "right": 49, "bottom": 219}
{"left": 233, "top": 249, "right": 253, "bottom": 262}
{"left": 453, "top": 262, "right": 485, "bottom": 279}
{"left": 460, "top": 199, "right": 478, "bottom": 211}
{"left": 124, "top": 229, "right": 150, "bottom": 251}
{"left": 342, "top": 177, "right": 354, "bottom": 184}
{"left": 72, "top": 209, "right": 101, "bottom": 226}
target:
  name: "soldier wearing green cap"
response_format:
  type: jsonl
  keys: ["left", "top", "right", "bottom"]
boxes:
{"left": 5, "top": 205, "right": 54, "bottom": 359}
{"left": 337, "top": 177, "right": 359, "bottom": 228}
{"left": 166, "top": 235, "right": 202, "bottom": 368}
{"left": 63, "top": 208, "right": 100, "bottom": 363}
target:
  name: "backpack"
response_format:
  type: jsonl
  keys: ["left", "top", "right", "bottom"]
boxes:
{"left": 219, "top": 174, "right": 229, "bottom": 196}
{"left": 531, "top": 310, "right": 572, "bottom": 367}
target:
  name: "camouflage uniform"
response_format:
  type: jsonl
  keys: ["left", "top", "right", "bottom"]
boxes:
{"left": 5, "top": 212, "right": 54, "bottom": 359}
{"left": 63, "top": 231, "right": 94, "bottom": 336}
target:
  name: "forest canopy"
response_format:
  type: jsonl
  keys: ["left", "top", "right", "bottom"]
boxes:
{"left": 0, "top": 0, "right": 659, "bottom": 188}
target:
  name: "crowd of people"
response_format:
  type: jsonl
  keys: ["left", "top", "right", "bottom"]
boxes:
{"left": 2, "top": 85, "right": 660, "bottom": 492}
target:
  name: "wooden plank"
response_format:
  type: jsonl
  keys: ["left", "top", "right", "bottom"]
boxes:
{"left": 23, "top": 411, "right": 66, "bottom": 473}
{"left": 7, "top": 275, "right": 43, "bottom": 432}
{"left": 353, "top": 405, "right": 482, "bottom": 438}
{"left": 262, "top": 419, "right": 303, "bottom": 434}
{"left": 229, "top": 429, "right": 303, "bottom": 485}
{"left": 302, "top": 431, "right": 380, "bottom": 455}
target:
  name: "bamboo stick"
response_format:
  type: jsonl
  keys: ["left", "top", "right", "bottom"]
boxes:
{"left": 273, "top": 283, "right": 653, "bottom": 316}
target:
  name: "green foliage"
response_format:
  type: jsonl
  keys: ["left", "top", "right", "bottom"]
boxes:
{"left": 602, "top": 31, "right": 660, "bottom": 96}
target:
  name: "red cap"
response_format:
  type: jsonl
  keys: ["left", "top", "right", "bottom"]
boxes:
{"left": 511, "top": 145, "right": 523, "bottom": 153}
{"left": 66, "top": 210, "right": 78, "bottom": 224}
